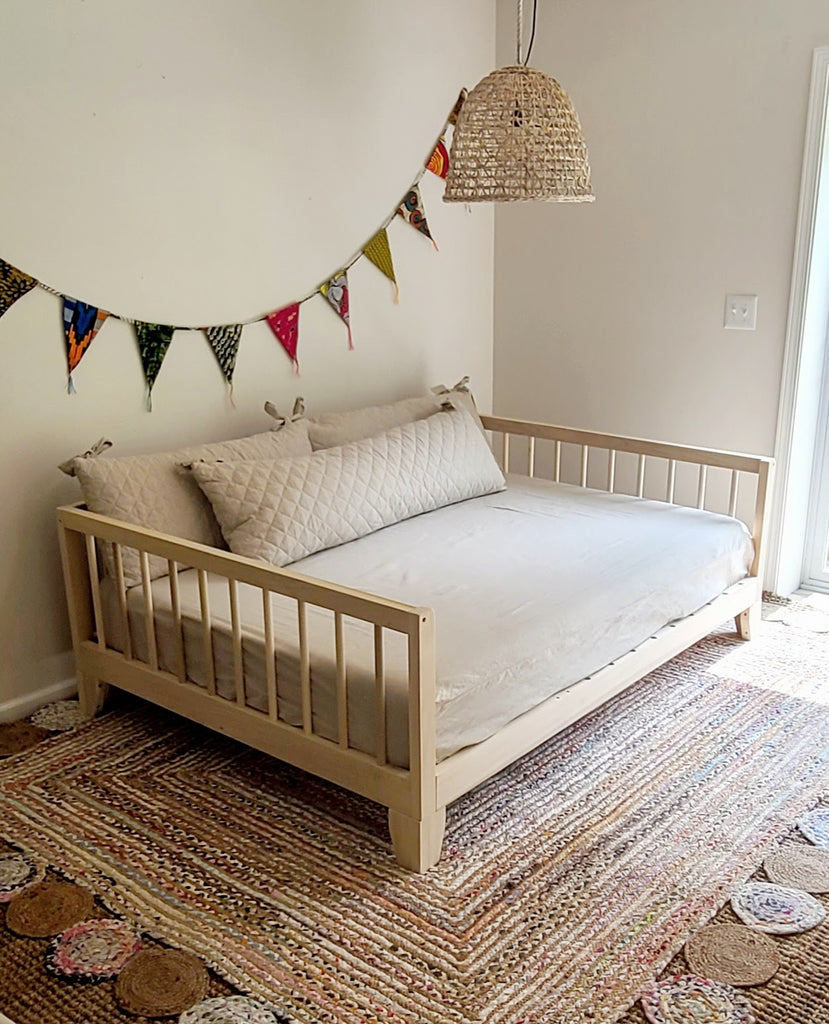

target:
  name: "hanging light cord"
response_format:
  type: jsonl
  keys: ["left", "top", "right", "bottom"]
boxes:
{"left": 516, "top": 0, "right": 538, "bottom": 66}
{"left": 524, "top": 0, "right": 538, "bottom": 65}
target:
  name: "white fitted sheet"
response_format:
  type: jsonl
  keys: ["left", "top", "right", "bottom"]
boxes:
{"left": 104, "top": 476, "right": 753, "bottom": 766}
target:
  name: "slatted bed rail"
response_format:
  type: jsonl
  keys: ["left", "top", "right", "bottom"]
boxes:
{"left": 481, "top": 415, "right": 774, "bottom": 578}
{"left": 57, "top": 503, "right": 439, "bottom": 868}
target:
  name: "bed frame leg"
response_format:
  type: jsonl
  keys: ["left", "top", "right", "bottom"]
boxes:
{"left": 388, "top": 807, "right": 446, "bottom": 872}
{"left": 735, "top": 602, "right": 761, "bottom": 641}
{"left": 78, "top": 674, "right": 109, "bottom": 717}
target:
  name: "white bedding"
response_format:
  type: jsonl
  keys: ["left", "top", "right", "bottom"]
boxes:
{"left": 104, "top": 476, "right": 753, "bottom": 766}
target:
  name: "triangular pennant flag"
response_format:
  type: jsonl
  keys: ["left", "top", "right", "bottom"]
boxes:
{"left": 266, "top": 303, "right": 300, "bottom": 371}
{"left": 63, "top": 298, "right": 109, "bottom": 393}
{"left": 448, "top": 88, "right": 468, "bottom": 126}
{"left": 0, "top": 258, "right": 37, "bottom": 318}
{"left": 363, "top": 229, "right": 399, "bottom": 302}
{"left": 397, "top": 186, "right": 438, "bottom": 250}
{"left": 205, "top": 324, "right": 243, "bottom": 385}
{"left": 320, "top": 271, "right": 353, "bottom": 349}
{"left": 426, "top": 136, "right": 449, "bottom": 179}
{"left": 134, "top": 321, "right": 176, "bottom": 410}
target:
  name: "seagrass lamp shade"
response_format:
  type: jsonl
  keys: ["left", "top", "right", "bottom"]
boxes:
{"left": 444, "top": 2, "right": 594, "bottom": 203}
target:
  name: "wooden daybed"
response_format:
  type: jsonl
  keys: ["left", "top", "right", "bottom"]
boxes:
{"left": 57, "top": 414, "right": 774, "bottom": 872}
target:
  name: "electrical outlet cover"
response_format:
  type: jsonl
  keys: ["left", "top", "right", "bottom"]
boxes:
{"left": 724, "top": 294, "right": 758, "bottom": 330}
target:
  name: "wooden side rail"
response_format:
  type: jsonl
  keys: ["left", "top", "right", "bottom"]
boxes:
{"left": 57, "top": 503, "right": 440, "bottom": 870}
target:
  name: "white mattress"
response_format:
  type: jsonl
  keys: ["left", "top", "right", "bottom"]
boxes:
{"left": 104, "top": 476, "right": 753, "bottom": 767}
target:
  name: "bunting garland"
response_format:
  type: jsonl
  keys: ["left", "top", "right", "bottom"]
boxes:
{"left": 63, "top": 299, "right": 109, "bottom": 393}
{"left": 0, "top": 87, "right": 467, "bottom": 407}
{"left": 266, "top": 303, "right": 300, "bottom": 371}
{"left": 320, "top": 271, "right": 353, "bottom": 349}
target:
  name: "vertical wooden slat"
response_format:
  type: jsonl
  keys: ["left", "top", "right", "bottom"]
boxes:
{"left": 84, "top": 535, "right": 106, "bottom": 648}
{"left": 139, "top": 551, "right": 158, "bottom": 671}
{"left": 697, "top": 464, "right": 708, "bottom": 510}
{"left": 527, "top": 435, "right": 536, "bottom": 478}
{"left": 113, "top": 543, "right": 131, "bottom": 660}
{"left": 262, "top": 589, "right": 278, "bottom": 722}
{"left": 667, "top": 459, "right": 677, "bottom": 503}
{"left": 501, "top": 432, "right": 510, "bottom": 474}
{"left": 580, "top": 445, "right": 589, "bottom": 488}
{"left": 607, "top": 450, "right": 617, "bottom": 493}
{"left": 167, "top": 560, "right": 185, "bottom": 682}
{"left": 298, "top": 600, "right": 312, "bottom": 733}
{"left": 374, "top": 625, "right": 387, "bottom": 765}
{"left": 636, "top": 454, "right": 646, "bottom": 498}
{"left": 197, "top": 569, "right": 216, "bottom": 695}
{"left": 229, "top": 578, "right": 245, "bottom": 706}
{"left": 553, "top": 440, "right": 562, "bottom": 482}
{"left": 335, "top": 612, "right": 348, "bottom": 748}
{"left": 728, "top": 470, "right": 740, "bottom": 517}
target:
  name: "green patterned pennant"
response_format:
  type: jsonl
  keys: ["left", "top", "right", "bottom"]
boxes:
{"left": 0, "top": 258, "right": 37, "bottom": 318}
{"left": 134, "top": 321, "right": 175, "bottom": 410}
{"left": 363, "top": 228, "right": 398, "bottom": 302}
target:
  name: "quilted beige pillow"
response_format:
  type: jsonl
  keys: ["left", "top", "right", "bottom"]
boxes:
{"left": 189, "top": 408, "right": 505, "bottom": 567}
{"left": 71, "top": 419, "right": 312, "bottom": 585}
{"left": 294, "top": 377, "right": 485, "bottom": 450}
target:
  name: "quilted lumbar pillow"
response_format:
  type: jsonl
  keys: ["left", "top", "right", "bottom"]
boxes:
{"left": 70, "top": 419, "right": 313, "bottom": 586}
{"left": 291, "top": 376, "right": 485, "bottom": 450}
{"left": 189, "top": 408, "right": 505, "bottom": 567}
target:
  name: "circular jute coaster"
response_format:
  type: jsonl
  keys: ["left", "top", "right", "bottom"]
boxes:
{"left": 115, "top": 947, "right": 209, "bottom": 1018}
{"left": 0, "top": 720, "right": 49, "bottom": 756}
{"left": 640, "top": 973, "right": 754, "bottom": 1024}
{"left": 48, "top": 918, "right": 142, "bottom": 981}
{"left": 30, "top": 699, "right": 88, "bottom": 732}
{"left": 6, "top": 878, "right": 95, "bottom": 937}
{"left": 730, "top": 881, "right": 826, "bottom": 934}
{"left": 179, "top": 995, "right": 288, "bottom": 1023}
{"left": 685, "top": 924, "right": 780, "bottom": 986}
{"left": 764, "top": 844, "right": 829, "bottom": 893}
{"left": 0, "top": 852, "right": 42, "bottom": 903}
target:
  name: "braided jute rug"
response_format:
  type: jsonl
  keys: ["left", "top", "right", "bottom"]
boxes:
{"left": 2, "top": 605, "right": 829, "bottom": 1024}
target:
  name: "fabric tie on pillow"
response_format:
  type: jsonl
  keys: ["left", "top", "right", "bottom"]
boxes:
{"left": 58, "top": 438, "right": 113, "bottom": 477}
{"left": 263, "top": 396, "right": 305, "bottom": 429}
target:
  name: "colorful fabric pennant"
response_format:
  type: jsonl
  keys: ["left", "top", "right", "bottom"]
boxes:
{"left": 448, "top": 88, "right": 468, "bottom": 126}
{"left": 320, "top": 271, "right": 353, "bottom": 349}
{"left": 134, "top": 322, "right": 175, "bottom": 409}
{"left": 63, "top": 298, "right": 109, "bottom": 393}
{"left": 0, "top": 258, "right": 37, "bottom": 319}
{"left": 205, "top": 325, "right": 243, "bottom": 386}
{"left": 363, "top": 229, "right": 398, "bottom": 301}
{"left": 266, "top": 303, "right": 300, "bottom": 370}
{"left": 397, "top": 186, "right": 437, "bottom": 250}
{"left": 426, "top": 137, "right": 449, "bottom": 179}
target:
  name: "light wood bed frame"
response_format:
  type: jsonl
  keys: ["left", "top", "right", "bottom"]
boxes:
{"left": 57, "top": 415, "right": 774, "bottom": 872}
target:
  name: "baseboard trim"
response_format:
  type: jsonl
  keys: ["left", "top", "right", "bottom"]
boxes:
{"left": 0, "top": 677, "right": 78, "bottom": 723}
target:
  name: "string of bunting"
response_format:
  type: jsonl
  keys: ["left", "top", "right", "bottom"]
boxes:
{"left": 0, "top": 89, "right": 466, "bottom": 409}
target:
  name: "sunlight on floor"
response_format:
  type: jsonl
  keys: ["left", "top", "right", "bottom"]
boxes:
{"left": 703, "top": 593, "right": 829, "bottom": 705}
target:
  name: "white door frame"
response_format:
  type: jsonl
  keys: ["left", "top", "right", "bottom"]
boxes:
{"left": 768, "top": 46, "right": 829, "bottom": 595}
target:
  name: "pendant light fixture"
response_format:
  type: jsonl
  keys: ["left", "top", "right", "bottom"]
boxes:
{"left": 444, "top": 0, "right": 594, "bottom": 203}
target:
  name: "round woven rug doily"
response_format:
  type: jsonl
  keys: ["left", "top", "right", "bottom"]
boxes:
{"left": 639, "top": 973, "right": 755, "bottom": 1024}
{"left": 764, "top": 844, "right": 829, "bottom": 893}
{"left": 29, "top": 699, "right": 87, "bottom": 732}
{"left": 179, "top": 995, "right": 288, "bottom": 1023}
{"left": 6, "top": 878, "right": 95, "bottom": 937}
{"left": 48, "top": 918, "right": 141, "bottom": 980}
{"left": 684, "top": 924, "right": 779, "bottom": 986}
{"left": 0, "top": 721, "right": 49, "bottom": 756}
{"left": 116, "top": 947, "right": 209, "bottom": 1017}
{"left": 798, "top": 808, "right": 829, "bottom": 850}
{"left": 730, "top": 881, "right": 826, "bottom": 934}
{"left": 0, "top": 852, "right": 43, "bottom": 903}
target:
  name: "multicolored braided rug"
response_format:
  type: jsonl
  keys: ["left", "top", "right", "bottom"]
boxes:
{"left": 2, "top": 606, "right": 829, "bottom": 1024}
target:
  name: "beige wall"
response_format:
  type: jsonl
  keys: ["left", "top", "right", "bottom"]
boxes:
{"left": 494, "top": 0, "right": 829, "bottom": 455}
{"left": 0, "top": 1, "right": 495, "bottom": 712}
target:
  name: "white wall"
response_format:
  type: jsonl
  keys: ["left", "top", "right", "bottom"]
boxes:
{"left": 0, "top": 0, "right": 495, "bottom": 712}
{"left": 494, "top": 0, "right": 829, "bottom": 457}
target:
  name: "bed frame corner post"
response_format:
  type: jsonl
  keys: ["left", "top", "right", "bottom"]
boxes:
{"left": 736, "top": 457, "right": 775, "bottom": 641}
{"left": 389, "top": 607, "right": 445, "bottom": 872}
{"left": 57, "top": 513, "right": 109, "bottom": 716}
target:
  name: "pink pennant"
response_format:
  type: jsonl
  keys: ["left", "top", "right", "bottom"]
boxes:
{"left": 266, "top": 303, "right": 300, "bottom": 371}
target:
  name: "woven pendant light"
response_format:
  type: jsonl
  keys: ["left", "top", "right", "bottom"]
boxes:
{"left": 444, "top": 1, "right": 594, "bottom": 204}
